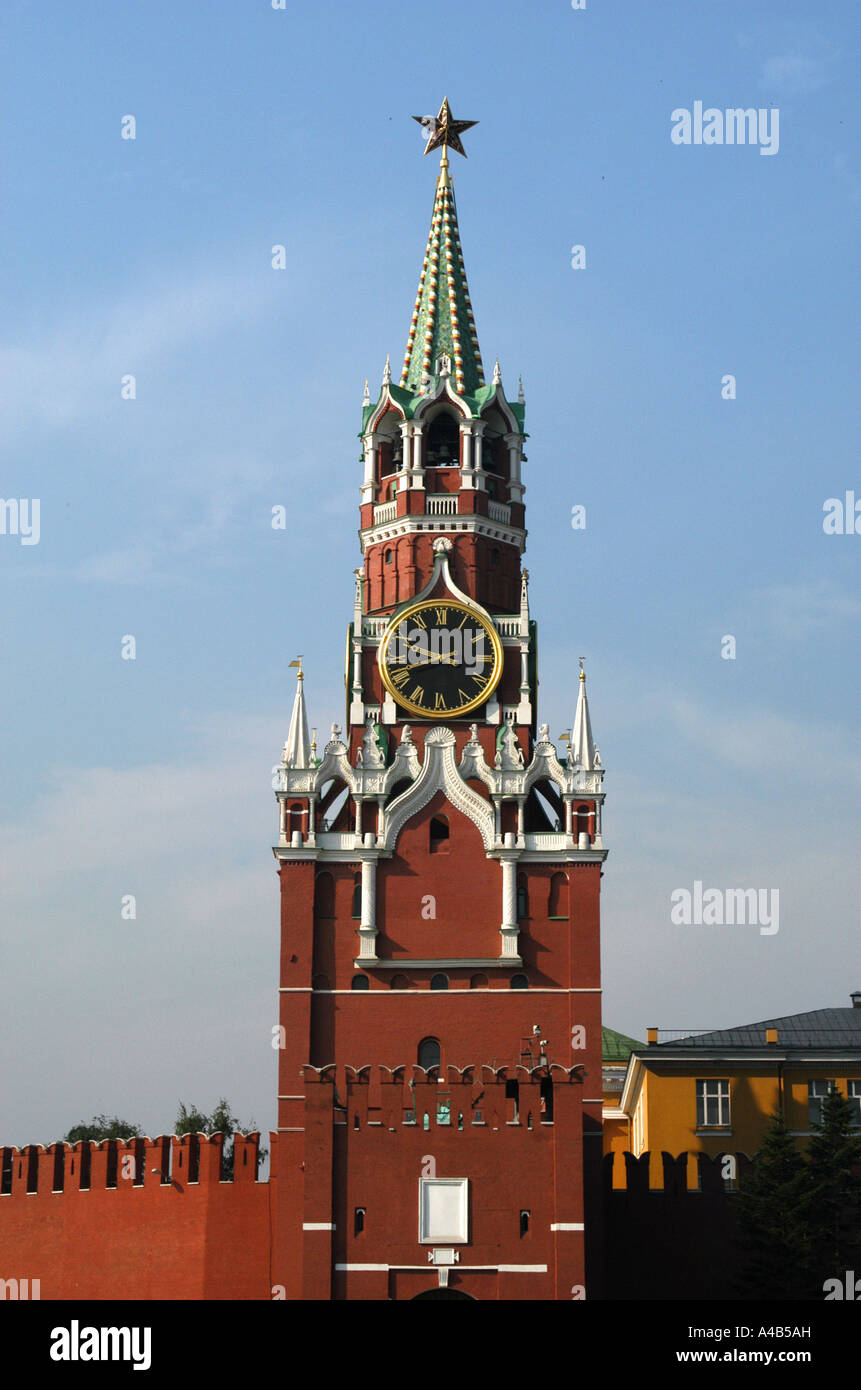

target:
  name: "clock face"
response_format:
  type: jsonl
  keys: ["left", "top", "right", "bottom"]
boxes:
{"left": 378, "top": 598, "right": 503, "bottom": 718}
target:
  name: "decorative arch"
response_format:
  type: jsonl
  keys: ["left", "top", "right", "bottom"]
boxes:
{"left": 381, "top": 728, "right": 494, "bottom": 851}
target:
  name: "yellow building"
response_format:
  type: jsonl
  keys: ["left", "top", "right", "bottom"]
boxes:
{"left": 601, "top": 1025, "right": 643, "bottom": 1156}
{"left": 607, "top": 996, "right": 861, "bottom": 1180}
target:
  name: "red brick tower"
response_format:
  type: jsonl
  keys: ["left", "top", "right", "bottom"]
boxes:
{"left": 271, "top": 101, "right": 607, "bottom": 1301}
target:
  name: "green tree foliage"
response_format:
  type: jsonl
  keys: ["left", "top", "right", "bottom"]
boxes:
{"left": 174, "top": 1098, "right": 266, "bottom": 1177}
{"left": 803, "top": 1083, "right": 861, "bottom": 1281}
{"left": 734, "top": 1087, "right": 861, "bottom": 1299}
{"left": 62, "top": 1115, "right": 142, "bottom": 1144}
{"left": 733, "top": 1109, "right": 816, "bottom": 1299}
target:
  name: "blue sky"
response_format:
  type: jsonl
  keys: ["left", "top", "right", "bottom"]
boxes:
{"left": 1, "top": 0, "right": 859, "bottom": 1144}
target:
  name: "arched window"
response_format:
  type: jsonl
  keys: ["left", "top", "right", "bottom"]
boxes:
{"left": 351, "top": 874, "right": 361, "bottom": 918}
{"left": 491, "top": 546, "right": 500, "bottom": 564}
{"left": 390, "top": 973, "right": 409, "bottom": 990}
{"left": 540, "top": 1076, "right": 554, "bottom": 1122}
{"left": 315, "top": 871, "right": 335, "bottom": 918}
{"left": 469, "top": 973, "right": 488, "bottom": 990}
{"left": 426, "top": 412, "right": 460, "bottom": 467}
{"left": 429, "top": 815, "right": 450, "bottom": 854}
{"left": 430, "top": 973, "right": 449, "bottom": 991}
{"left": 351, "top": 974, "right": 369, "bottom": 991}
{"left": 510, "top": 974, "right": 529, "bottom": 990}
{"left": 576, "top": 803, "right": 591, "bottom": 841}
{"left": 418, "top": 1038, "right": 441, "bottom": 1071}
{"left": 385, "top": 548, "right": 393, "bottom": 565}
{"left": 517, "top": 873, "right": 529, "bottom": 919}
{"left": 548, "top": 871, "right": 568, "bottom": 919}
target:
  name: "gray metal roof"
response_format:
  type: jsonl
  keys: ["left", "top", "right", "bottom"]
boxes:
{"left": 665, "top": 1006, "right": 861, "bottom": 1050}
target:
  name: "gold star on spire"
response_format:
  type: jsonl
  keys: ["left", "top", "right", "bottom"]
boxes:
{"left": 413, "top": 97, "right": 478, "bottom": 168}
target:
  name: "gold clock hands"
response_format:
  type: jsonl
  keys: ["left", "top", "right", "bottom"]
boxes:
{"left": 396, "top": 655, "right": 457, "bottom": 668}
{"left": 397, "top": 633, "right": 457, "bottom": 666}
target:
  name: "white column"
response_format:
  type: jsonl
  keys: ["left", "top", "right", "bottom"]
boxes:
{"left": 505, "top": 433, "right": 521, "bottom": 484}
{"left": 279, "top": 799, "right": 287, "bottom": 841}
{"left": 360, "top": 434, "right": 377, "bottom": 504}
{"left": 357, "top": 838, "right": 379, "bottom": 960}
{"left": 499, "top": 835, "right": 520, "bottom": 959}
{"left": 564, "top": 797, "right": 573, "bottom": 839}
{"left": 460, "top": 425, "right": 473, "bottom": 484}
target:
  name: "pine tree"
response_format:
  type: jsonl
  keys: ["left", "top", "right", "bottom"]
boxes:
{"left": 733, "top": 1109, "right": 815, "bottom": 1299}
{"left": 802, "top": 1083, "right": 861, "bottom": 1289}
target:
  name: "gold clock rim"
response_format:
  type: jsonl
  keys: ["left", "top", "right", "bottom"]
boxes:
{"left": 377, "top": 597, "right": 504, "bottom": 719}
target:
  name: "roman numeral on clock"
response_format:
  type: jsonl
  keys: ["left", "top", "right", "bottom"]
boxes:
{"left": 409, "top": 686, "right": 425, "bottom": 705}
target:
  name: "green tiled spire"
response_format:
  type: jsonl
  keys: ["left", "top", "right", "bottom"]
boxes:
{"left": 400, "top": 165, "right": 485, "bottom": 397}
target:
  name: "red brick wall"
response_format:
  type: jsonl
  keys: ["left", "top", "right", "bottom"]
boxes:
{"left": 0, "top": 1134, "right": 272, "bottom": 1300}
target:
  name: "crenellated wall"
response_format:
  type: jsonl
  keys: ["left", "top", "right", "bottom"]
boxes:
{"left": 603, "top": 1150, "right": 754, "bottom": 1300}
{"left": 0, "top": 1135, "right": 760, "bottom": 1300}
{"left": 0, "top": 1132, "right": 274, "bottom": 1300}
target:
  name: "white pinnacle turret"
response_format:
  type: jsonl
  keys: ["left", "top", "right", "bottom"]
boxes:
{"left": 571, "top": 659, "right": 596, "bottom": 771}
{"left": 283, "top": 663, "right": 312, "bottom": 769}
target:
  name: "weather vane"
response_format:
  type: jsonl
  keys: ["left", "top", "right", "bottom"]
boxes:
{"left": 413, "top": 97, "right": 477, "bottom": 169}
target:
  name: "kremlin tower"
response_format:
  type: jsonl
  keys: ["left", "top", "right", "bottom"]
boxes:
{"left": 272, "top": 100, "right": 607, "bottom": 1301}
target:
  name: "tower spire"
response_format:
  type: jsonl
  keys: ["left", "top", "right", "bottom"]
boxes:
{"left": 571, "top": 659, "right": 596, "bottom": 771}
{"left": 283, "top": 659, "right": 312, "bottom": 769}
{"left": 402, "top": 100, "right": 484, "bottom": 396}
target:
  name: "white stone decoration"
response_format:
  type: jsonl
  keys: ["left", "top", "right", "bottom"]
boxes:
{"left": 381, "top": 727, "right": 495, "bottom": 852}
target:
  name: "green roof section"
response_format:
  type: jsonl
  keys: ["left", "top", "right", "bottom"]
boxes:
{"left": 400, "top": 167, "right": 484, "bottom": 396}
{"left": 602, "top": 1026, "right": 645, "bottom": 1063}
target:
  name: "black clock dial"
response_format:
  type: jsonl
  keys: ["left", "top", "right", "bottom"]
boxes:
{"left": 379, "top": 599, "right": 503, "bottom": 718}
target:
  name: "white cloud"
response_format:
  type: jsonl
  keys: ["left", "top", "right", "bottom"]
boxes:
{"left": 761, "top": 51, "right": 835, "bottom": 95}
{"left": 0, "top": 269, "right": 272, "bottom": 443}
{"left": 749, "top": 577, "right": 861, "bottom": 640}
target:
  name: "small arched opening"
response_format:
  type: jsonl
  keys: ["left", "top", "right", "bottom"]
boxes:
{"left": 548, "top": 871, "right": 569, "bottom": 919}
{"left": 418, "top": 1037, "right": 441, "bottom": 1072}
{"left": 425, "top": 412, "right": 460, "bottom": 467}
{"left": 429, "top": 815, "right": 450, "bottom": 854}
